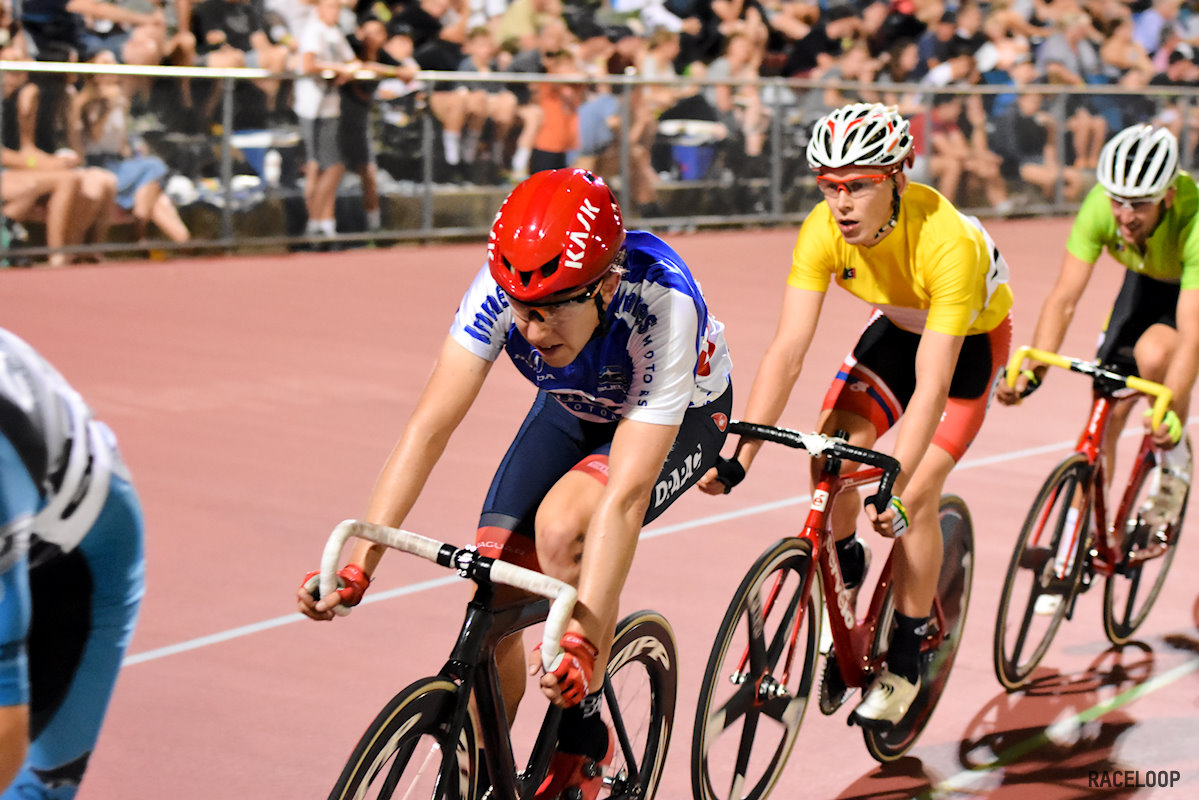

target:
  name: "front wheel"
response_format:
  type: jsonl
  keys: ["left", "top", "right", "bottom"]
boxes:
{"left": 602, "top": 609, "right": 678, "bottom": 799}
{"left": 862, "top": 494, "right": 974, "bottom": 762}
{"left": 328, "top": 678, "right": 478, "bottom": 800}
{"left": 1103, "top": 447, "right": 1188, "bottom": 644}
{"left": 993, "top": 454, "right": 1093, "bottom": 691}
{"left": 690, "top": 537, "right": 820, "bottom": 800}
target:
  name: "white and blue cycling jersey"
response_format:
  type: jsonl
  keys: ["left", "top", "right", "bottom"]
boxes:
{"left": 0, "top": 327, "right": 144, "bottom": 800}
{"left": 450, "top": 230, "right": 733, "bottom": 425}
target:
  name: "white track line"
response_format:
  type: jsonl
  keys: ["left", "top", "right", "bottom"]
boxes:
{"left": 122, "top": 422, "right": 1185, "bottom": 666}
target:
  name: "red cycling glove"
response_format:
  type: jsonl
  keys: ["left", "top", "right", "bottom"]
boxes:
{"left": 536, "top": 632, "right": 599, "bottom": 707}
{"left": 301, "top": 564, "right": 372, "bottom": 609}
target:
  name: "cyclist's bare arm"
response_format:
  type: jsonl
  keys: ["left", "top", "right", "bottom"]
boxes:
{"left": 300, "top": 336, "right": 493, "bottom": 618}
{"left": 999, "top": 252, "right": 1095, "bottom": 404}
{"left": 1155, "top": 287, "right": 1199, "bottom": 446}
{"left": 568, "top": 417, "right": 679, "bottom": 667}
{"left": 696, "top": 286, "right": 825, "bottom": 494}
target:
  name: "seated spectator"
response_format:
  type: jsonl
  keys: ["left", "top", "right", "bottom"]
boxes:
{"left": 705, "top": 30, "right": 769, "bottom": 162}
{"left": 875, "top": 37, "right": 923, "bottom": 115}
{"left": 1133, "top": 0, "right": 1182, "bottom": 64}
{"left": 19, "top": 0, "right": 161, "bottom": 61}
{"left": 1, "top": 147, "right": 90, "bottom": 265}
{"left": 925, "top": 92, "right": 1011, "bottom": 211}
{"left": 640, "top": 27, "right": 685, "bottom": 115}
{"left": 1036, "top": 11, "right": 1108, "bottom": 168}
{"left": 1, "top": 44, "right": 115, "bottom": 259}
{"left": 781, "top": 2, "right": 859, "bottom": 78}
{"left": 1147, "top": 42, "right": 1199, "bottom": 138}
{"left": 797, "top": 38, "right": 879, "bottom": 122}
{"left": 530, "top": 47, "right": 583, "bottom": 172}
{"left": 458, "top": 26, "right": 519, "bottom": 168}
{"left": 495, "top": 0, "right": 561, "bottom": 54}
{"left": 70, "top": 49, "right": 191, "bottom": 243}
{"left": 916, "top": 8, "right": 958, "bottom": 69}
{"left": 992, "top": 86, "right": 1084, "bottom": 201}
{"left": 574, "top": 35, "right": 661, "bottom": 215}
{"left": 190, "top": 0, "right": 291, "bottom": 125}
{"left": 506, "top": 18, "right": 573, "bottom": 178}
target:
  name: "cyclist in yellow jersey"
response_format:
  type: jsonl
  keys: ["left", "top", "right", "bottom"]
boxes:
{"left": 698, "top": 102, "right": 1014, "bottom": 726}
{"left": 999, "top": 125, "right": 1196, "bottom": 530}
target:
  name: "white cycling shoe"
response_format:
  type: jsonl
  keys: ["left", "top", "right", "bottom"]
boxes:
{"left": 850, "top": 669, "right": 920, "bottom": 729}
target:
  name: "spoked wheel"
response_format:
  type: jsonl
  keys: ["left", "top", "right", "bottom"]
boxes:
{"left": 993, "top": 454, "right": 1093, "bottom": 691}
{"left": 329, "top": 678, "right": 478, "bottom": 800}
{"left": 1104, "top": 450, "right": 1188, "bottom": 644}
{"left": 862, "top": 495, "right": 975, "bottom": 762}
{"left": 691, "top": 538, "right": 820, "bottom": 800}
{"left": 602, "top": 610, "right": 678, "bottom": 800}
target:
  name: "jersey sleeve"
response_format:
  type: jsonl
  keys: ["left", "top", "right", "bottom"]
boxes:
{"left": 621, "top": 286, "right": 700, "bottom": 426}
{"left": 1065, "top": 185, "right": 1109, "bottom": 265}
{"left": 923, "top": 235, "right": 990, "bottom": 336}
{"left": 787, "top": 207, "right": 836, "bottom": 293}
{"left": 1179, "top": 214, "right": 1199, "bottom": 291}
{"left": 448, "top": 265, "right": 512, "bottom": 362}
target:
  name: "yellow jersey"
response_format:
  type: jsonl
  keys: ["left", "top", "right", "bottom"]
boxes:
{"left": 787, "top": 183, "right": 1014, "bottom": 337}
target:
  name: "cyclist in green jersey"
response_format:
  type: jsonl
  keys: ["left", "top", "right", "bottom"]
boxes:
{"left": 999, "top": 124, "right": 1197, "bottom": 604}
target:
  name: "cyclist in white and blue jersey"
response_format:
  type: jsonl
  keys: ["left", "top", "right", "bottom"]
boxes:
{"left": 0, "top": 327, "right": 144, "bottom": 799}
{"left": 299, "top": 168, "right": 732, "bottom": 800}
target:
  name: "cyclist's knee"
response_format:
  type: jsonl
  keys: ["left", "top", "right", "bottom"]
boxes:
{"left": 533, "top": 513, "right": 587, "bottom": 584}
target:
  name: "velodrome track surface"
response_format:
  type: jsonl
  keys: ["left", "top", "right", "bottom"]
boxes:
{"left": 4, "top": 218, "right": 1198, "bottom": 799}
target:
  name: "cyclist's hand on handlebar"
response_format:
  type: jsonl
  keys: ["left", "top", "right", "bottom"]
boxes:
{"left": 864, "top": 496, "right": 910, "bottom": 539}
{"left": 696, "top": 456, "right": 746, "bottom": 495}
{"left": 1144, "top": 408, "right": 1185, "bottom": 448}
{"left": 297, "top": 564, "right": 371, "bottom": 620}
{"left": 530, "top": 632, "right": 598, "bottom": 708}
{"left": 996, "top": 368, "right": 1042, "bottom": 406}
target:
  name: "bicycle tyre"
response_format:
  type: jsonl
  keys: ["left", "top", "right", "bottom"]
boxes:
{"left": 690, "top": 537, "right": 820, "bottom": 800}
{"left": 993, "top": 453, "right": 1093, "bottom": 690}
{"left": 329, "top": 677, "right": 478, "bottom": 800}
{"left": 603, "top": 610, "right": 678, "bottom": 800}
{"left": 1103, "top": 451, "right": 1188, "bottom": 644}
{"left": 862, "top": 494, "right": 975, "bottom": 762}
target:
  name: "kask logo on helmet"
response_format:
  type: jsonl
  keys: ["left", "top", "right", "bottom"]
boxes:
{"left": 564, "top": 198, "right": 602, "bottom": 270}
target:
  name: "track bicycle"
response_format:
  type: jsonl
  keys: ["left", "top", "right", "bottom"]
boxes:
{"left": 993, "top": 346, "right": 1187, "bottom": 690}
{"left": 691, "top": 422, "right": 975, "bottom": 800}
{"left": 315, "top": 520, "right": 677, "bottom": 800}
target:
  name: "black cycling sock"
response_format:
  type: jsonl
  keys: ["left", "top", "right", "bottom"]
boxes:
{"left": 557, "top": 685, "right": 608, "bottom": 760}
{"left": 888, "top": 612, "right": 929, "bottom": 684}
{"left": 835, "top": 533, "right": 866, "bottom": 589}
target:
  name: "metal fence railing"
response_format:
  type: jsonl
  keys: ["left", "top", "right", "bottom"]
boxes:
{"left": 3, "top": 58, "right": 1198, "bottom": 264}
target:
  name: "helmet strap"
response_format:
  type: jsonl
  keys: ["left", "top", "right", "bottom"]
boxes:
{"left": 873, "top": 176, "right": 903, "bottom": 240}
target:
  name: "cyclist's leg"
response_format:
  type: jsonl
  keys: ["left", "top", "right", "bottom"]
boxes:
{"left": 818, "top": 311, "right": 911, "bottom": 587}
{"left": 475, "top": 392, "right": 598, "bottom": 723}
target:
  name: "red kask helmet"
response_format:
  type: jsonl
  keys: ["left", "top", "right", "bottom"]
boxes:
{"left": 488, "top": 169, "right": 625, "bottom": 303}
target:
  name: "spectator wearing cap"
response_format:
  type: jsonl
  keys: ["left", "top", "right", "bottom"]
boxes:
{"left": 1147, "top": 42, "right": 1199, "bottom": 137}
{"left": 917, "top": 8, "right": 959, "bottom": 69}
{"left": 505, "top": 17, "right": 572, "bottom": 178}
{"left": 780, "top": 3, "right": 859, "bottom": 78}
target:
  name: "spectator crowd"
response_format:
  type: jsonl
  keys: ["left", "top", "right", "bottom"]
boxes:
{"left": 3, "top": 0, "right": 1199, "bottom": 259}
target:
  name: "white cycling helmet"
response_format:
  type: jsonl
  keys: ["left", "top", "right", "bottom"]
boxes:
{"left": 1096, "top": 124, "right": 1179, "bottom": 199}
{"left": 806, "top": 103, "right": 914, "bottom": 171}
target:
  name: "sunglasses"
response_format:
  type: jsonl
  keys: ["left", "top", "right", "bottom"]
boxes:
{"left": 816, "top": 172, "right": 895, "bottom": 200}
{"left": 1105, "top": 191, "right": 1165, "bottom": 212}
{"left": 506, "top": 277, "right": 607, "bottom": 324}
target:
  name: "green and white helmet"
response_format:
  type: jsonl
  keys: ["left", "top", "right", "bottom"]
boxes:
{"left": 806, "top": 103, "right": 914, "bottom": 170}
{"left": 1096, "top": 124, "right": 1179, "bottom": 199}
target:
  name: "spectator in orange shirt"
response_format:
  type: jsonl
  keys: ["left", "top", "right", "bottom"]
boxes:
{"left": 530, "top": 47, "right": 583, "bottom": 172}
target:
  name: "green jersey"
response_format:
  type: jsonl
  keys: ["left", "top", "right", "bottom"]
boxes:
{"left": 1066, "top": 172, "right": 1199, "bottom": 289}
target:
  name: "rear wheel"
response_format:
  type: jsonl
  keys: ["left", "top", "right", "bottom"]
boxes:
{"left": 691, "top": 537, "right": 820, "bottom": 800}
{"left": 1103, "top": 448, "right": 1188, "bottom": 644}
{"left": 993, "top": 454, "right": 1093, "bottom": 690}
{"left": 329, "top": 678, "right": 477, "bottom": 800}
{"left": 862, "top": 495, "right": 974, "bottom": 762}
{"left": 602, "top": 610, "right": 678, "bottom": 799}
